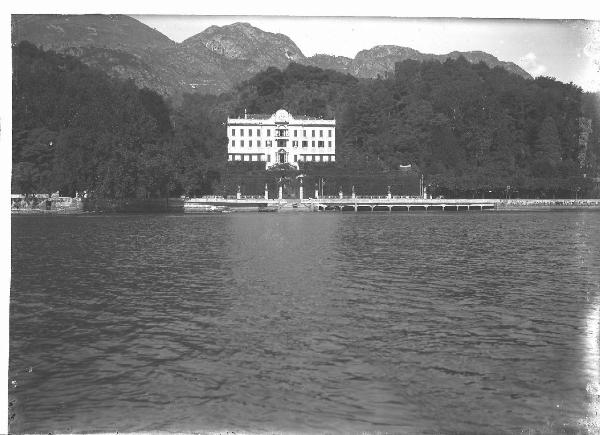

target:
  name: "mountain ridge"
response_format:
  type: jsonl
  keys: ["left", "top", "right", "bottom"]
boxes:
{"left": 12, "top": 14, "right": 533, "bottom": 100}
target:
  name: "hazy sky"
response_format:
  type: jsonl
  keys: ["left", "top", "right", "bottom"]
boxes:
{"left": 133, "top": 15, "right": 600, "bottom": 92}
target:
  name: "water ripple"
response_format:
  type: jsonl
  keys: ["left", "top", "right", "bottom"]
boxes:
{"left": 10, "top": 211, "right": 600, "bottom": 434}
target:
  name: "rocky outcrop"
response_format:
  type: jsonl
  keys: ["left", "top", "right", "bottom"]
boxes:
{"left": 183, "top": 22, "right": 305, "bottom": 70}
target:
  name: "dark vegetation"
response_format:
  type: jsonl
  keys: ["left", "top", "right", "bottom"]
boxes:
{"left": 12, "top": 42, "right": 600, "bottom": 198}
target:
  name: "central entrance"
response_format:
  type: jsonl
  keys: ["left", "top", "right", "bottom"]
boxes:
{"left": 277, "top": 149, "right": 288, "bottom": 164}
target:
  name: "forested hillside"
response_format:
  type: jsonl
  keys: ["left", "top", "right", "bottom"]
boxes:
{"left": 12, "top": 42, "right": 175, "bottom": 198}
{"left": 12, "top": 42, "right": 600, "bottom": 198}
{"left": 180, "top": 59, "right": 600, "bottom": 197}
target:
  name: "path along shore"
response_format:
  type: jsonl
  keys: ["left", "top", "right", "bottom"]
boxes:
{"left": 10, "top": 197, "right": 600, "bottom": 214}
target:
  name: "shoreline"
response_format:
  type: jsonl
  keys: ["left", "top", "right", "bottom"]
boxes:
{"left": 11, "top": 198, "right": 600, "bottom": 214}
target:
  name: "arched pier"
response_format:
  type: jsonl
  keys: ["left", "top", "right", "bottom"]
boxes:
{"left": 310, "top": 198, "right": 497, "bottom": 212}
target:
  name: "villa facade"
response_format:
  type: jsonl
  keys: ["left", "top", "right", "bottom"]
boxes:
{"left": 227, "top": 109, "right": 336, "bottom": 169}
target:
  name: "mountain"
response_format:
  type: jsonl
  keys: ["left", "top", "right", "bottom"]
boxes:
{"left": 11, "top": 14, "right": 175, "bottom": 54}
{"left": 183, "top": 22, "right": 305, "bottom": 72}
{"left": 306, "top": 46, "right": 531, "bottom": 80}
{"left": 11, "top": 14, "right": 246, "bottom": 96}
{"left": 12, "top": 15, "right": 532, "bottom": 100}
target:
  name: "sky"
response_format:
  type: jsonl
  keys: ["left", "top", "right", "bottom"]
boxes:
{"left": 132, "top": 15, "right": 600, "bottom": 92}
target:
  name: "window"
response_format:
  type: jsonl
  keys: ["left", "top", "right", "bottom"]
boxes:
{"left": 331, "top": 155, "right": 335, "bottom": 162}
{"left": 302, "top": 141, "right": 308, "bottom": 148}
{"left": 328, "top": 141, "right": 332, "bottom": 147}
{"left": 235, "top": 154, "right": 241, "bottom": 161}
{"left": 312, "top": 141, "right": 315, "bottom": 147}
{"left": 292, "top": 140, "right": 298, "bottom": 147}
{"left": 318, "top": 141, "right": 324, "bottom": 147}
{"left": 267, "top": 129, "right": 271, "bottom": 136}
{"left": 294, "top": 155, "right": 297, "bottom": 162}
{"left": 257, "top": 140, "right": 261, "bottom": 147}
{"left": 266, "top": 140, "right": 272, "bottom": 147}
{"left": 249, "top": 129, "right": 252, "bottom": 137}
{"left": 249, "top": 140, "right": 252, "bottom": 147}
{"left": 232, "top": 128, "right": 236, "bottom": 136}
{"left": 328, "top": 129, "right": 332, "bottom": 137}
{"left": 294, "top": 130, "right": 298, "bottom": 137}
{"left": 312, "top": 130, "right": 315, "bottom": 137}
{"left": 320, "top": 130, "right": 323, "bottom": 137}
{"left": 324, "top": 155, "right": 330, "bottom": 162}
{"left": 232, "top": 140, "right": 235, "bottom": 147}
{"left": 267, "top": 155, "right": 271, "bottom": 162}
{"left": 241, "top": 129, "right": 244, "bottom": 137}
{"left": 228, "top": 154, "right": 232, "bottom": 161}
{"left": 257, "top": 129, "right": 261, "bottom": 136}
{"left": 303, "top": 130, "right": 307, "bottom": 137}
{"left": 241, "top": 140, "right": 244, "bottom": 147}
{"left": 307, "top": 155, "right": 313, "bottom": 162}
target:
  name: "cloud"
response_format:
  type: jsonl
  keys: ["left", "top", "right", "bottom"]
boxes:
{"left": 584, "top": 40, "right": 600, "bottom": 61}
{"left": 517, "top": 52, "right": 547, "bottom": 77}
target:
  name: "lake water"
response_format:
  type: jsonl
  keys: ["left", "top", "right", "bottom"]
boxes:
{"left": 9, "top": 211, "right": 600, "bottom": 434}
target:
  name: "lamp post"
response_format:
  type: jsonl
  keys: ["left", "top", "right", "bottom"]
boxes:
{"left": 297, "top": 174, "right": 304, "bottom": 201}
{"left": 278, "top": 177, "right": 283, "bottom": 200}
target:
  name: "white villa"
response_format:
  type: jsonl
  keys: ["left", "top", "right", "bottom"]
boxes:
{"left": 227, "top": 109, "right": 336, "bottom": 169}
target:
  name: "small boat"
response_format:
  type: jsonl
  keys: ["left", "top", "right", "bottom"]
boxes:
{"left": 258, "top": 206, "right": 279, "bottom": 212}
{"left": 184, "top": 204, "right": 230, "bottom": 213}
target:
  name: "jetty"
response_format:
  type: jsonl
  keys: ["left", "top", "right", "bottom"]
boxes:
{"left": 183, "top": 196, "right": 600, "bottom": 212}
{"left": 309, "top": 197, "right": 496, "bottom": 211}
{"left": 184, "top": 196, "right": 496, "bottom": 212}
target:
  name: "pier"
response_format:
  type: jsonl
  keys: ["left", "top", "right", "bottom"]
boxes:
{"left": 309, "top": 197, "right": 497, "bottom": 211}
{"left": 184, "top": 196, "right": 497, "bottom": 212}
{"left": 183, "top": 196, "right": 600, "bottom": 212}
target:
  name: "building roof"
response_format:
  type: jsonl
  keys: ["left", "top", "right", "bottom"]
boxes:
{"left": 238, "top": 113, "right": 326, "bottom": 120}
{"left": 293, "top": 115, "right": 326, "bottom": 120}
{"left": 245, "top": 114, "right": 272, "bottom": 120}
{"left": 228, "top": 108, "right": 334, "bottom": 123}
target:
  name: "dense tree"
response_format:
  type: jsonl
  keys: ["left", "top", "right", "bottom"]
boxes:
{"left": 12, "top": 42, "right": 173, "bottom": 198}
{"left": 12, "top": 43, "right": 600, "bottom": 199}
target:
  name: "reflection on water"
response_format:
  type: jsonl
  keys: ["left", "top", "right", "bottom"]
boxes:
{"left": 573, "top": 212, "right": 600, "bottom": 432}
{"left": 9, "top": 212, "right": 600, "bottom": 434}
{"left": 583, "top": 298, "right": 600, "bottom": 432}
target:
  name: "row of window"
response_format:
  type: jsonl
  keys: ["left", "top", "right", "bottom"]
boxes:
{"left": 293, "top": 154, "right": 335, "bottom": 162}
{"left": 231, "top": 128, "right": 334, "bottom": 138}
{"left": 228, "top": 154, "right": 267, "bottom": 162}
{"left": 228, "top": 154, "right": 336, "bottom": 162}
{"left": 231, "top": 140, "right": 333, "bottom": 148}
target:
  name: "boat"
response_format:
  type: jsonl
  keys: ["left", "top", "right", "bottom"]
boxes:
{"left": 258, "top": 205, "right": 279, "bottom": 212}
{"left": 184, "top": 204, "right": 231, "bottom": 213}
